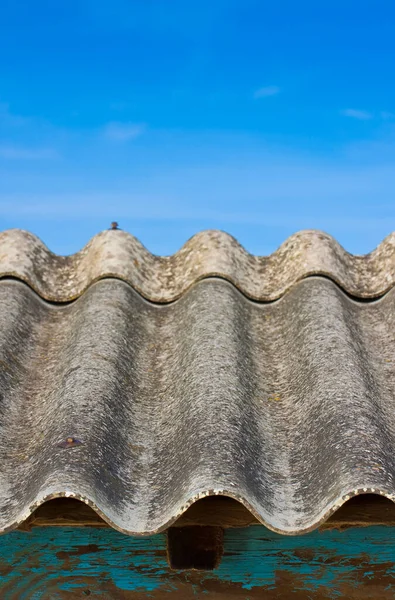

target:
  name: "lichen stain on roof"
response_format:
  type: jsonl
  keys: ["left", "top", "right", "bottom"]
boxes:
{"left": 1, "top": 227, "right": 395, "bottom": 302}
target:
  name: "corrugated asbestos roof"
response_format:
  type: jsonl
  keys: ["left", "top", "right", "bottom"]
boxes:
{"left": 0, "top": 227, "right": 395, "bottom": 536}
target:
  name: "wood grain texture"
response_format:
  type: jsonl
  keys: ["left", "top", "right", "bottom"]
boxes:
{"left": 1, "top": 525, "right": 395, "bottom": 599}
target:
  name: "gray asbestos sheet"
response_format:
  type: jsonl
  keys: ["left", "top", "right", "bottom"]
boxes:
{"left": 0, "top": 274, "right": 395, "bottom": 535}
{"left": 1, "top": 228, "right": 395, "bottom": 302}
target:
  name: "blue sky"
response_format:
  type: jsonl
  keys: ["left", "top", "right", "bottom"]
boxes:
{"left": 0, "top": 0, "right": 394, "bottom": 255}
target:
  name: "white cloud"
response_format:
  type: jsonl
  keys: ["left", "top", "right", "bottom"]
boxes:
{"left": 0, "top": 145, "right": 58, "bottom": 160}
{"left": 340, "top": 109, "right": 373, "bottom": 120}
{"left": 103, "top": 121, "right": 145, "bottom": 141}
{"left": 2, "top": 126, "right": 395, "bottom": 256}
{"left": 253, "top": 85, "right": 280, "bottom": 99}
{"left": 0, "top": 194, "right": 392, "bottom": 237}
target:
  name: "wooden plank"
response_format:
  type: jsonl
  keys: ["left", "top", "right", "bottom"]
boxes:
{"left": 2, "top": 525, "right": 395, "bottom": 598}
{"left": 20, "top": 493, "right": 395, "bottom": 531}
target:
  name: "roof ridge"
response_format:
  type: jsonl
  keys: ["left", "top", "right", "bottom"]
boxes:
{"left": 0, "top": 228, "right": 394, "bottom": 302}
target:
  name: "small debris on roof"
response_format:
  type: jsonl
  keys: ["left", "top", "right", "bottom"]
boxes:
{"left": 57, "top": 437, "right": 84, "bottom": 449}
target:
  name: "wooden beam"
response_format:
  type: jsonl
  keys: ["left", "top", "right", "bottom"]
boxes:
{"left": 3, "top": 524, "right": 395, "bottom": 598}
{"left": 18, "top": 493, "right": 395, "bottom": 531}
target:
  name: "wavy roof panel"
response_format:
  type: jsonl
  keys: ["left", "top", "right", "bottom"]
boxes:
{"left": 0, "top": 226, "right": 395, "bottom": 536}
{"left": 1, "top": 228, "right": 395, "bottom": 302}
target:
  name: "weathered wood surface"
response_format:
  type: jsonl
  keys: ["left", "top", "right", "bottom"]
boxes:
{"left": 20, "top": 494, "right": 395, "bottom": 530}
{"left": 1, "top": 525, "right": 395, "bottom": 599}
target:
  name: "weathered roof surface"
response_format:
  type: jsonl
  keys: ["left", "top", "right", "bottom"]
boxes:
{"left": 1, "top": 228, "right": 395, "bottom": 302}
{"left": 0, "top": 228, "right": 395, "bottom": 536}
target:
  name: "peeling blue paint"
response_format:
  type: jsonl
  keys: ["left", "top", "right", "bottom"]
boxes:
{"left": 218, "top": 527, "right": 395, "bottom": 593}
{"left": 0, "top": 526, "right": 394, "bottom": 598}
